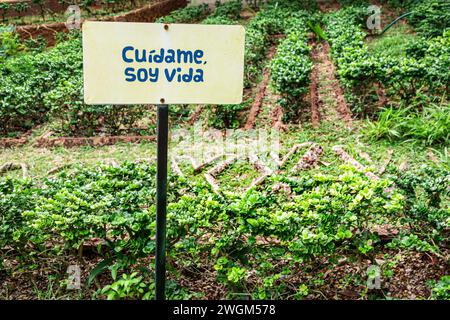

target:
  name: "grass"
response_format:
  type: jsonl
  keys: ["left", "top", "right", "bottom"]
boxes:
{"left": 367, "top": 24, "right": 417, "bottom": 58}
{"left": 364, "top": 103, "right": 450, "bottom": 147}
{"left": 2, "top": 115, "right": 445, "bottom": 188}
{"left": 0, "top": 141, "right": 156, "bottom": 179}
{"left": 216, "top": 160, "right": 261, "bottom": 192}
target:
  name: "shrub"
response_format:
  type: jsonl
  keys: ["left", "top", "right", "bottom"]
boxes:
{"left": 210, "top": 0, "right": 243, "bottom": 20}
{"left": 202, "top": 15, "right": 237, "bottom": 25}
{"left": 23, "top": 162, "right": 158, "bottom": 257}
{"left": 392, "top": 165, "right": 450, "bottom": 238}
{"left": 0, "top": 34, "right": 82, "bottom": 134}
{"left": 44, "top": 76, "right": 148, "bottom": 136}
{"left": 207, "top": 100, "right": 249, "bottom": 129}
{"left": 156, "top": 3, "right": 210, "bottom": 23}
{"left": 0, "top": 30, "right": 25, "bottom": 63}
{"left": 245, "top": 166, "right": 404, "bottom": 257}
{"left": 431, "top": 275, "right": 450, "bottom": 300}
{"left": 270, "top": 31, "right": 312, "bottom": 120}
{"left": 408, "top": 0, "right": 450, "bottom": 38}
{"left": 0, "top": 178, "right": 39, "bottom": 253}
{"left": 325, "top": 6, "right": 450, "bottom": 117}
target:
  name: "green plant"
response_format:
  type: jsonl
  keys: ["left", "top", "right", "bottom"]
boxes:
{"left": 294, "top": 284, "right": 309, "bottom": 299}
{"left": 23, "top": 36, "right": 47, "bottom": 53}
{"left": 307, "top": 21, "right": 327, "bottom": 41}
{"left": 325, "top": 5, "right": 450, "bottom": 118}
{"left": 430, "top": 275, "right": 450, "bottom": 300}
{"left": 44, "top": 77, "right": 148, "bottom": 136}
{"left": 0, "top": 3, "right": 11, "bottom": 23}
{"left": 156, "top": 4, "right": 210, "bottom": 24}
{"left": 202, "top": 15, "right": 237, "bottom": 25}
{"left": 365, "top": 103, "right": 450, "bottom": 145}
{"left": 207, "top": 101, "right": 249, "bottom": 129}
{"left": 368, "top": 24, "right": 417, "bottom": 58}
{"left": 387, "top": 165, "right": 449, "bottom": 252}
{"left": 0, "top": 35, "right": 82, "bottom": 134}
{"left": 0, "top": 30, "right": 25, "bottom": 63}
{"left": 211, "top": 0, "right": 243, "bottom": 20}
{"left": 13, "top": 2, "right": 30, "bottom": 23}
{"left": 270, "top": 31, "right": 312, "bottom": 120}
{"left": 23, "top": 162, "right": 159, "bottom": 257}
{"left": 100, "top": 272, "right": 153, "bottom": 300}
{"left": 0, "top": 178, "right": 40, "bottom": 253}
{"left": 408, "top": 0, "right": 450, "bottom": 38}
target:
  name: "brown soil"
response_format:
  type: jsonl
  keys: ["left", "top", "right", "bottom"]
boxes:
{"left": 310, "top": 43, "right": 321, "bottom": 128}
{"left": 270, "top": 104, "right": 286, "bottom": 132}
{"left": 244, "top": 43, "right": 278, "bottom": 130}
{"left": 317, "top": 0, "right": 341, "bottom": 13}
{"left": 375, "top": 82, "right": 388, "bottom": 108}
{"left": 0, "top": 137, "right": 28, "bottom": 148}
{"left": 16, "top": 22, "right": 67, "bottom": 46}
{"left": 176, "top": 254, "right": 227, "bottom": 300}
{"left": 314, "top": 1, "right": 354, "bottom": 127}
{"left": 2, "top": 247, "right": 446, "bottom": 300}
{"left": 323, "top": 250, "right": 448, "bottom": 300}
{"left": 106, "top": 0, "right": 186, "bottom": 23}
{"left": 0, "top": 126, "right": 37, "bottom": 148}
{"left": 384, "top": 251, "right": 448, "bottom": 299}
{"left": 316, "top": 42, "right": 353, "bottom": 126}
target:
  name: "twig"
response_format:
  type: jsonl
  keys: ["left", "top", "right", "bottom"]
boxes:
{"left": 333, "top": 146, "right": 379, "bottom": 180}
{"left": 379, "top": 149, "right": 394, "bottom": 175}
{"left": 170, "top": 156, "right": 184, "bottom": 177}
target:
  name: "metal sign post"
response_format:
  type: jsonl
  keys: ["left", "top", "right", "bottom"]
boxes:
{"left": 155, "top": 104, "right": 169, "bottom": 300}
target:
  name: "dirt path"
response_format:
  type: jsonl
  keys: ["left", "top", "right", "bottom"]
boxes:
{"left": 311, "top": 0, "right": 352, "bottom": 127}
{"left": 317, "top": 0, "right": 340, "bottom": 12}
{"left": 310, "top": 43, "right": 321, "bottom": 128}
{"left": 310, "top": 41, "right": 353, "bottom": 127}
{"left": 244, "top": 44, "right": 278, "bottom": 130}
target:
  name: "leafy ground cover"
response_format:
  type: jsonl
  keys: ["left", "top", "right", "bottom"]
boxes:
{"left": 1, "top": 121, "right": 448, "bottom": 300}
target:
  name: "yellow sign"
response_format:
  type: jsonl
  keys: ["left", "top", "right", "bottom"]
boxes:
{"left": 82, "top": 21, "right": 245, "bottom": 105}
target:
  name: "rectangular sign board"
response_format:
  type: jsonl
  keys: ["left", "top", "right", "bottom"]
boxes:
{"left": 83, "top": 21, "right": 245, "bottom": 105}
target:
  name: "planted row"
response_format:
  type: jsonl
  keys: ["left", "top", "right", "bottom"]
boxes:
{"left": 325, "top": 6, "right": 450, "bottom": 118}
{"left": 269, "top": 11, "right": 314, "bottom": 121}
{"left": 407, "top": 0, "right": 450, "bottom": 38}
{"left": 207, "top": 1, "right": 319, "bottom": 128}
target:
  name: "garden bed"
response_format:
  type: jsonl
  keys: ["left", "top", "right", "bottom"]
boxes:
{"left": 15, "top": 0, "right": 188, "bottom": 45}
